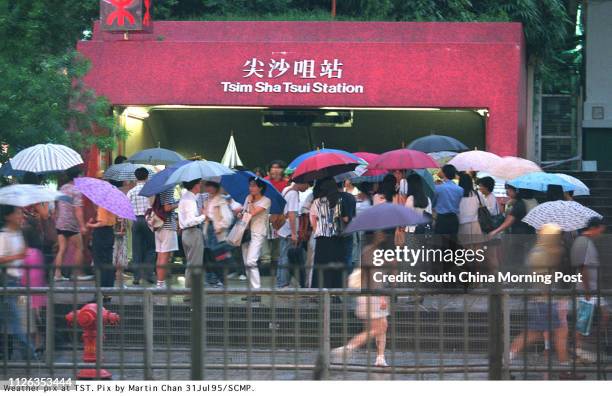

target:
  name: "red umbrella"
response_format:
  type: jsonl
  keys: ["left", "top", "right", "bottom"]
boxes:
{"left": 292, "top": 152, "right": 359, "bottom": 183}
{"left": 353, "top": 152, "right": 386, "bottom": 177}
{"left": 369, "top": 149, "right": 438, "bottom": 170}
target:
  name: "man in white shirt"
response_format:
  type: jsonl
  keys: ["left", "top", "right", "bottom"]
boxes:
{"left": 276, "top": 182, "right": 309, "bottom": 288}
{"left": 178, "top": 179, "right": 206, "bottom": 289}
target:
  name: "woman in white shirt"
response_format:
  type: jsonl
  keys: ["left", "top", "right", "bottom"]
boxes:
{"left": 477, "top": 176, "right": 501, "bottom": 217}
{"left": 0, "top": 205, "right": 38, "bottom": 359}
{"left": 240, "top": 177, "right": 271, "bottom": 297}
{"left": 404, "top": 173, "right": 432, "bottom": 233}
{"left": 457, "top": 173, "right": 485, "bottom": 247}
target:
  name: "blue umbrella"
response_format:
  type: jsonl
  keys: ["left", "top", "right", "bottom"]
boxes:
{"left": 408, "top": 134, "right": 468, "bottom": 153}
{"left": 139, "top": 160, "right": 191, "bottom": 197}
{"left": 288, "top": 149, "right": 365, "bottom": 171}
{"left": 127, "top": 148, "right": 185, "bottom": 165}
{"left": 344, "top": 203, "right": 426, "bottom": 234}
{"left": 165, "top": 160, "right": 234, "bottom": 185}
{"left": 508, "top": 172, "right": 577, "bottom": 192}
{"left": 220, "top": 171, "right": 286, "bottom": 214}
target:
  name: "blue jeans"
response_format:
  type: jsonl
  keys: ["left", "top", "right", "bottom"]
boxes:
{"left": 276, "top": 237, "right": 293, "bottom": 288}
{"left": 0, "top": 276, "right": 37, "bottom": 359}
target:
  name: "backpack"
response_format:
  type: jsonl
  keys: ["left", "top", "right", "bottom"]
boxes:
{"left": 145, "top": 194, "right": 167, "bottom": 232}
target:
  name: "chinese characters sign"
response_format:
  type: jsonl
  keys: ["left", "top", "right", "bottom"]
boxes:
{"left": 221, "top": 57, "right": 364, "bottom": 94}
{"left": 100, "top": 0, "right": 152, "bottom": 32}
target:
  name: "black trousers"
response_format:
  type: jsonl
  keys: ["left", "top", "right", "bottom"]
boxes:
{"left": 312, "top": 236, "right": 345, "bottom": 289}
{"left": 434, "top": 213, "right": 460, "bottom": 280}
{"left": 131, "top": 216, "right": 156, "bottom": 281}
{"left": 92, "top": 226, "right": 115, "bottom": 288}
{"left": 434, "top": 213, "right": 459, "bottom": 236}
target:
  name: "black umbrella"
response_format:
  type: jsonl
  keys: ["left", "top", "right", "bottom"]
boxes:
{"left": 407, "top": 134, "right": 468, "bottom": 153}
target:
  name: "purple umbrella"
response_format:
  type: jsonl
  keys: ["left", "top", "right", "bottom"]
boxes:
{"left": 74, "top": 177, "right": 136, "bottom": 220}
{"left": 343, "top": 203, "right": 426, "bottom": 234}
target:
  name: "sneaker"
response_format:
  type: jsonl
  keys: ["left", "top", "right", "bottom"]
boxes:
{"left": 375, "top": 355, "right": 388, "bottom": 367}
{"left": 53, "top": 276, "right": 70, "bottom": 282}
{"left": 226, "top": 272, "right": 239, "bottom": 279}
{"left": 76, "top": 275, "right": 94, "bottom": 281}
{"left": 238, "top": 275, "right": 247, "bottom": 281}
{"left": 330, "top": 346, "right": 353, "bottom": 364}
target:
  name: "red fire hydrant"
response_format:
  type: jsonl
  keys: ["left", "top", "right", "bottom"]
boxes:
{"left": 65, "top": 303, "right": 120, "bottom": 380}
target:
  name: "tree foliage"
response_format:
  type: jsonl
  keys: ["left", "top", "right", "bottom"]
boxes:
{"left": 0, "top": 1, "right": 126, "bottom": 163}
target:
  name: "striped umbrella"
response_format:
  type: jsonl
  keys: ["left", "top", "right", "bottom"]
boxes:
{"left": 10, "top": 144, "right": 83, "bottom": 173}
{"left": 522, "top": 201, "right": 602, "bottom": 231}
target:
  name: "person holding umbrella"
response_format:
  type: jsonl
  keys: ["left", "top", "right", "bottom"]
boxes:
{"left": 126, "top": 167, "right": 156, "bottom": 285}
{"left": 240, "top": 177, "right": 272, "bottom": 299}
{"left": 276, "top": 181, "right": 309, "bottom": 289}
{"left": 310, "top": 178, "right": 348, "bottom": 289}
{"left": 178, "top": 178, "right": 206, "bottom": 290}
{"left": 53, "top": 166, "right": 88, "bottom": 282}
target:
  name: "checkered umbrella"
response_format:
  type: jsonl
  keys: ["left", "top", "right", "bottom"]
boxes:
{"left": 522, "top": 200, "right": 602, "bottom": 231}
{"left": 103, "top": 163, "right": 156, "bottom": 181}
{"left": 103, "top": 163, "right": 138, "bottom": 181}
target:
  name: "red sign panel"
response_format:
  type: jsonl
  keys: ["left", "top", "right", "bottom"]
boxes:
{"left": 78, "top": 21, "right": 527, "bottom": 156}
{"left": 100, "top": 0, "right": 152, "bottom": 32}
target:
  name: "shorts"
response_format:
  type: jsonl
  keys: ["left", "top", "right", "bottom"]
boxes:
{"left": 155, "top": 228, "right": 178, "bottom": 253}
{"left": 527, "top": 302, "right": 560, "bottom": 331}
{"left": 56, "top": 229, "right": 79, "bottom": 238}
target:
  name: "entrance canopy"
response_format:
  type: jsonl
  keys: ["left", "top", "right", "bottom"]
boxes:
{"left": 78, "top": 21, "right": 527, "bottom": 157}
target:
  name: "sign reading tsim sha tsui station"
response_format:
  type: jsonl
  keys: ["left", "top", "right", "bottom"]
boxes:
{"left": 221, "top": 57, "right": 365, "bottom": 95}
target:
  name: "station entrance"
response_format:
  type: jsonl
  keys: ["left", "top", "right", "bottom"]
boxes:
{"left": 120, "top": 106, "right": 486, "bottom": 167}
{"left": 77, "top": 20, "right": 527, "bottom": 170}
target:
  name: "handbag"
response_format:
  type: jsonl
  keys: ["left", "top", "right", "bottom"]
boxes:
{"left": 145, "top": 194, "right": 166, "bottom": 232}
{"left": 226, "top": 211, "right": 252, "bottom": 247}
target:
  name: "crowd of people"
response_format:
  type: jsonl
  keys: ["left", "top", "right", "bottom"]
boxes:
{"left": 0, "top": 155, "right": 609, "bottom": 369}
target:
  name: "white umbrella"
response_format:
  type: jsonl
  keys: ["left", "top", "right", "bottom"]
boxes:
{"left": 554, "top": 173, "right": 590, "bottom": 196}
{"left": 522, "top": 201, "right": 602, "bottom": 231}
{"left": 221, "top": 133, "right": 244, "bottom": 168}
{"left": 165, "top": 160, "right": 234, "bottom": 185}
{"left": 448, "top": 150, "right": 500, "bottom": 172}
{"left": 0, "top": 184, "right": 70, "bottom": 207}
{"left": 487, "top": 156, "right": 541, "bottom": 180}
{"left": 10, "top": 144, "right": 83, "bottom": 173}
